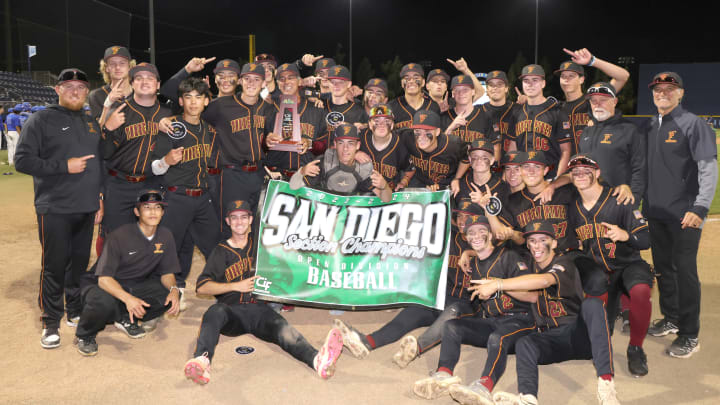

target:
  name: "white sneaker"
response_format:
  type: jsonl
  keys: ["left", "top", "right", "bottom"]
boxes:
{"left": 493, "top": 392, "right": 538, "bottom": 405}
{"left": 449, "top": 379, "right": 494, "bottom": 405}
{"left": 413, "top": 370, "right": 461, "bottom": 399}
{"left": 40, "top": 328, "right": 61, "bottom": 349}
{"left": 179, "top": 288, "right": 188, "bottom": 312}
{"left": 597, "top": 378, "right": 620, "bottom": 405}
{"left": 392, "top": 335, "right": 418, "bottom": 368}
{"left": 184, "top": 352, "right": 211, "bottom": 384}
{"left": 66, "top": 315, "right": 80, "bottom": 328}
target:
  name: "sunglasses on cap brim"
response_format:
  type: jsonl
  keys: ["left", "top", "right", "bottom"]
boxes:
{"left": 568, "top": 156, "right": 599, "bottom": 169}
{"left": 370, "top": 105, "right": 392, "bottom": 118}
{"left": 587, "top": 86, "right": 615, "bottom": 97}
{"left": 137, "top": 192, "right": 165, "bottom": 204}
{"left": 59, "top": 70, "right": 89, "bottom": 83}
{"left": 650, "top": 76, "right": 681, "bottom": 87}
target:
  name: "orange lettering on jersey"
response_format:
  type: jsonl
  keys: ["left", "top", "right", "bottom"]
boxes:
{"left": 154, "top": 243, "right": 164, "bottom": 254}
{"left": 601, "top": 133, "right": 613, "bottom": 144}
{"left": 224, "top": 257, "right": 253, "bottom": 282}
{"left": 230, "top": 116, "right": 251, "bottom": 133}
{"left": 665, "top": 130, "right": 677, "bottom": 143}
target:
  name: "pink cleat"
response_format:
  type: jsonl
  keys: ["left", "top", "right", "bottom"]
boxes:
{"left": 314, "top": 328, "right": 344, "bottom": 379}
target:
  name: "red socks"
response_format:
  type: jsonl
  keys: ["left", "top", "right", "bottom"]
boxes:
{"left": 366, "top": 334, "right": 377, "bottom": 349}
{"left": 628, "top": 283, "right": 652, "bottom": 347}
{"left": 437, "top": 367, "right": 453, "bottom": 376}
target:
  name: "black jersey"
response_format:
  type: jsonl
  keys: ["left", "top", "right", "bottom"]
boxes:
{"left": 531, "top": 254, "right": 583, "bottom": 329}
{"left": 152, "top": 116, "right": 214, "bottom": 189}
{"left": 88, "top": 84, "right": 111, "bottom": 121}
{"left": 569, "top": 186, "right": 650, "bottom": 273}
{"left": 405, "top": 133, "right": 467, "bottom": 187}
{"left": 470, "top": 245, "right": 532, "bottom": 317}
{"left": 103, "top": 98, "right": 172, "bottom": 176}
{"left": 94, "top": 223, "right": 179, "bottom": 287}
{"left": 320, "top": 99, "right": 368, "bottom": 144}
{"left": 442, "top": 106, "right": 494, "bottom": 144}
{"left": 482, "top": 101, "right": 518, "bottom": 152}
{"left": 455, "top": 171, "right": 511, "bottom": 217}
{"left": 388, "top": 95, "right": 440, "bottom": 139}
{"left": 264, "top": 96, "right": 325, "bottom": 171}
{"left": 196, "top": 237, "right": 256, "bottom": 305}
{"left": 506, "top": 184, "right": 578, "bottom": 252}
{"left": 446, "top": 225, "right": 471, "bottom": 300}
{"left": 558, "top": 97, "right": 591, "bottom": 155}
{"left": 202, "top": 94, "right": 276, "bottom": 166}
{"left": 510, "top": 99, "right": 572, "bottom": 173}
{"left": 359, "top": 129, "right": 411, "bottom": 189}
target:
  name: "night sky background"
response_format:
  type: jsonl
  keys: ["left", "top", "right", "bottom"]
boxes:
{"left": 2, "top": 0, "right": 718, "bottom": 113}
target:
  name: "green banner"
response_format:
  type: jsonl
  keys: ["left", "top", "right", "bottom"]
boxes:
{"left": 253, "top": 180, "right": 451, "bottom": 310}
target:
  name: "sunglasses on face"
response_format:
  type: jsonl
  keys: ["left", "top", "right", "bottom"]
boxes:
{"left": 587, "top": 86, "right": 616, "bottom": 97}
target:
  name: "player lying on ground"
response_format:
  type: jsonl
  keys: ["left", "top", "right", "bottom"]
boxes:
{"left": 184, "top": 200, "right": 344, "bottom": 384}
{"left": 412, "top": 214, "right": 537, "bottom": 402}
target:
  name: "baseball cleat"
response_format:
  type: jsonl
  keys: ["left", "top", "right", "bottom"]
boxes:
{"left": 647, "top": 318, "right": 678, "bottom": 337}
{"left": 392, "top": 335, "right": 418, "bottom": 368}
{"left": 413, "top": 370, "right": 461, "bottom": 400}
{"left": 66, "top": 315, "right": 80, "bottom": 328}
{"left": 597, "top": 377, "right": 620, "bottom": 405}
{"left": 627, "top": 345, "right": 648, "bottom": 377}
{"left": 667, "top": 336, "right": 700, "bottom": 358}
{"left": 449, "top": 379, "right": 494, "bottom": 405}
{"left": 40, "top": 328, "right": 61, "bottom": 349}
{"left": 333, "top": 319, "right": 370, "bottom": 359}
{"left": 114, "top": 319, "right": 146, "bottom": 339}
{"left": 184, "top": 352, "right": 211, "bottom": 384}
{"left": 314, "top": 328, "right": 343, "bottom": 379}
{"left": 493, "top": 392, "right": 538, "bottom": 405}
{"left": 76, "top": 336, "right": 98, "bottom": 356}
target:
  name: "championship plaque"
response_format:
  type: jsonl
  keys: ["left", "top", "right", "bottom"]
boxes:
{"left": 271, "top": 95, "right": 302, "bottom": 152}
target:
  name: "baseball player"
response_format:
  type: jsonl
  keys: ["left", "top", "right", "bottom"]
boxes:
{"left": 554, "top": 48, "right": 630, "bottom": 155}
{"left": 316, "top": 65, "right": 367, "bottom": 154}
{"left": 484, "top": 221, "right": 620, "bottom": 405}
{"left": 255, "top": 53, "right": 278, "bottom": 101}
{"left": 362, "top": 78, "right": 389, "bottom": 115}
{"left": 290, "top": 123, "right": 392, "bottom": 203}
{"left": 508, "top": 64, "right": 573, "bottom": 178}
{"left": 333, "top": 202, "right": 480, "bottom": 368}
{"left": 643, "top": 72, "right": 717, "bottom": 358}
{"left": 359, "top": 103, "right": 412, "bottom": 191}
{"left": 501, "top": 151, "right": 526, "bottom": 194}
{"left": 4, "top": 104, "right": 21, "bottom": 166}
{"left": 15, "top": 69, "right": 104, "bottom": 348}
{"left": 389, "top": 63, "right": 441, "bottom": 139}
{"left": 263, "top": 63, "right": 322, "bottom": 179}
{"left": 482, "top": 71, "right": 520, "bottom": 154}
{"left": 443, "top": 75, "right": 495, "bottom": 154}
{"left": 404, "top": 109, "right": 468, "bottom": 191}
{"left": 183, "top": 200, "right": 344, "bottom": 384}
{"left": 88, "top": 45, "right": 134, "bottom": 124}
{"left": 413, "top": 215, "right": 536, "bottom": 402}
{"left": 567, "top": 154, "right": 652, "bottom": 377}
{"left": 73, "top": 190, "right": 181, "bottom": 356}
{"left": 455, "top": 139, "right": 510, "bottom": 215}
{"left": 426, "top": 68, "right": 451, "bottom": 112}
{"left": 151, "top": 77, "right": 221, "bottom": 299}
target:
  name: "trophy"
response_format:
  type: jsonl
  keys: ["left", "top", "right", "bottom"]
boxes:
{"left": 271, "top": 95, "right": 302, "bottom": 151}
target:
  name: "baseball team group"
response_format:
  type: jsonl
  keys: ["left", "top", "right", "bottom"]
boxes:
{"left": 11, "top": 43, "right": 716, "bottom": 405}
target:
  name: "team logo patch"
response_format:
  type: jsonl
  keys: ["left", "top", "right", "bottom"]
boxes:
{"left": 493, "top": 124, "right": 499, "bottom": 132}
{"left": 223, "top": 60, "right": 230, "bottom": 68}
{"left": 562, "top": 121, "right": 570, "bottom": 129}
{"left": 665, "top": 130, "right": 677, "bottom": 143}
{"left": 518, "top": 262, "right": 528, "bottom": 271}
{"left": 601, "top": 133, "right": 613, "bottom": 144}
{"left": 322, "top": 59, "right": 329, "bottom": 67}
{"left": 373, "top": 79, "right": 380, "bottom": 85}
{"left": 457, "top": 76, "right": 465, "bottom": 83}
{"left": 562, "top": 62, "right": 571, "bottom": 69}
{"left": 235, "top": 346, "right": 255, "bottom": 355}
{"left": 326, "top": 111, "right": 345, "bottom": 127}
{"left": 485, "top": 196, "right": 502, "bottom": 216}
{"left": 527, "top": 66, "right": 535, "bottom": 73}
{"left": 333, "top": 66, "right": 343, "bottom": 75}
{"left": 492, "top": 71, "right": 500, "bottom": 78}
{"left": 528, "top": 151, "right": 537, "bottom": 160}
{"left": 419, "top": 113, "right": 428, "bottom": 123}
{"left": 659, "top": 73, "right": 668, "bottom": 81}
{"left": 235, "top": 200, "right": 245, "bottom": 209}
{"left": 460, "top": 200, "right": 472, "bottom": 210}
{"left": 408, "top": 63, "right": 415, "bottom": 69}
{"left": 87, "top": 122, "right": 97, "bottom": 134}
{"left": 169, "top": 121, "right": 188, "bottom": 140}
{"left": 549, "top": 264, "right": 565, "bottom": 273}
{"left": 154, "top": 243, "right": 164, "bottom": 254}
{"left": 533, "top": 222, "right": 542, "bottom": 231}
{"left": 111, "top": 46, "right": 120, "bottom": 55}
{"left": 249, "top": 63, "right": 257, "bottom": 71}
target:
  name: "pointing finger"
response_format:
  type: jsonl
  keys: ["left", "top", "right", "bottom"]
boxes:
{"left": 313, "top": 55, "right": 324, "bottom": 62}
{"left": 515, "top": 87, "right": 522, "bottom": 96}
{"left": 204, "top": 56, "right": 217, "bottom": 63}
{"left": 80, "top": 154, "right": 95, "bottom": 161}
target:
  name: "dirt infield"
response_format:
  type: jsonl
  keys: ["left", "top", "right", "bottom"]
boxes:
{"left": 2, "top": 172, "right": 719, "bottom": 405}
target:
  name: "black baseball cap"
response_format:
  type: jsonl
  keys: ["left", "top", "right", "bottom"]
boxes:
{"left": 334, "top": 123, "right": 360, "bottom": 140}
{"left": 369, "top": 103, "right": 393, "bottom": 120}
{"left": 225, "top": 200, "right": 252, "bottom": 217}
{"left": 521, "top": 150, "right": 549, "bottom": 166}
{"left": 486, "top": 70, "right": 508, "bottom": 84}
{"left": 501, "top": 151, "right": 525, "bottom": 167}
{"left": 240, "top": 62, "right": 265, "bottom": 78}
{"left": 213, "top": 59, "right": 241, "bottom": 74}
{"left": 427, "top": 69, "right": 450, "bottom": 83}
{"left": 464, "top": 214, "right": 491, "bottom": 230}
{"left": 519, "top": 64, "right": 545, "bottom": 79}
{"left": 411, "top": 109, "right": 442, "bottom": 130}
{"left": 523, "top": 220, "right": 556, "bottom": 238}
{"left": 57, "top": 68, "right": 89, "bottom": 85}
{"left": 554, "top": 61, "right": 584, "bottom": 76}
{"left": 567, "top": 153, "right": 600, "bottom": 170}
{"left": 453, "top": 197, "right": 484, "bottom": 215}
{"left": 276, "top": 63, "right": 300, "bottom": 77}
{"left": 129, "top": 63, "right": 160, "bottom": 81}
{"left": 315, "top": 58, "right": 336, "bottom": 73}
{"left": 586, "top": 82, "right": 617, "bottom": 98}
{"left": 365, "top": 78, "right": 388, "bottom": 94}
{"left": 136, "top": 189, "right": 166, "bottom": 206}
{"left": 451, "top": 74, "right": 474, "bottom": 90}
{"left": 400, "top": 63, "right": 424, "bottom": 78}
{"left": 468, "top": 139, "right": 494, "bottom": 155}
{"left": 648, "top": 71, "right": 683, "bottom": 89}
{"left": 103, "top": 46, "right": 131, "bottom": 61}
{"left": 254, "top": 53, "right": 278, "bottom": 68}
{"left": 327, "top": 65, "right": 351, "bottom": 81}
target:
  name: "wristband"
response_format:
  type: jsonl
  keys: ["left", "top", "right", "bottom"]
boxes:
{"left": 588, "top": 56, "right": 596, "bottom": 67}
{"left": 169, "top": 286, "right": 180, "bottom": 294}
{"left": 103, "top": 97, "right": 113, "bottom": 108}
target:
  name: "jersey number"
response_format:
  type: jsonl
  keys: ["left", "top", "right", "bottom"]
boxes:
{"left": 548, "top": 301, "right": 567, "bottom": 317}
{"left": 552, "top": 222, "right": 567, "bottom": 238}
{"left": 501, "top": 295, "right": 514, "bottom": 310}
{"left": 604, "top": 242, "right": 616, "bottom": 259}
{"left": 533, "top": 137, "right": 549, "bottom": 151}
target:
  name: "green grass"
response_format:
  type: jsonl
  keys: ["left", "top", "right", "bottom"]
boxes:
{"left": 0, "top": 149, "right": 21, "bottom": 177}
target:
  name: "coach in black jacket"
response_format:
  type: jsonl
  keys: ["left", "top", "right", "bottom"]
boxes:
{"left": 15, "top": 68, "right": 104, "bottom": 349}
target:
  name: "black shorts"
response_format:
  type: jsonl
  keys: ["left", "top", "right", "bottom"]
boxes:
{"left": 608, "top": 260, "right": 654, "bottom": 295}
